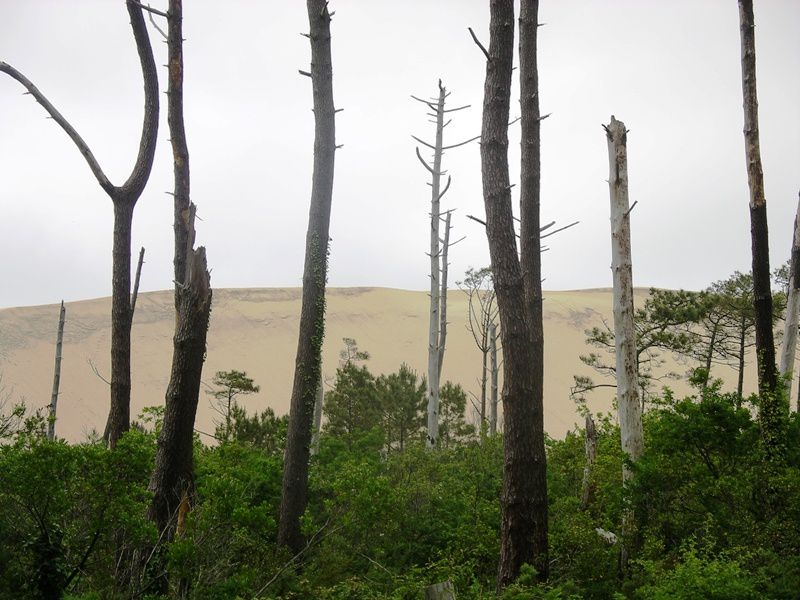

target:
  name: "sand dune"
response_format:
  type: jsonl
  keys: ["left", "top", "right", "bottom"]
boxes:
{"left": 0, "top": 287, "right": 758, "bottom": 442}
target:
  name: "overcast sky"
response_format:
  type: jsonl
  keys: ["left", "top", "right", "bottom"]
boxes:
{"left": 0, "top": 0, "right": 798, "bottom": 309}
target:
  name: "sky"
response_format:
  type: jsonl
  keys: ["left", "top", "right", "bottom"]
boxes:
{"left": 0, "top": 0, "right": 798, "bottom": 309}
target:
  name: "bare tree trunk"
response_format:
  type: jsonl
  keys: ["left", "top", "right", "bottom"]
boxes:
{"left": 425, "top": 83, "right": 446, "bottom": 448}
{"left": 737, "top": 317, "right": 746, "bottom": 402}
{"left": 47, "top": 301, "right": 66, "bottom": 441}
{"left": 310, "top": 378, "right": 324, "bottom": 456}
{"left": 480, "top": 342, "right": 489, "bottom": 428}
{"left": 605, "top": 115, "right": 642, "bottom": 569}
{"left": 278, "top": 0, "right": 337, "bottom": 554}
{"left": 489, "top": 322, "right": 498, "bottom": 436}
{"left": 477, "top": 0, "right": 548, "bottom": 588}
{"left": 148, "top": 0, "right": 212, "bottom": 558}
{"left": 779, "top": 193, "right": 800, "bottom": 396}
{"left": 131, "top": 246, "right": 145, "bottom": 317}
{"left": 437, "top": 211, "right": 452, "bottom": 383}
{"left": 738, "top": 0, "right": 782, "bottom": 455}
{"left": 0, "top": 2, "right": 160, "bottom": 451}
{"left": 581, "top": 413, "right": 597, "bottom": 509}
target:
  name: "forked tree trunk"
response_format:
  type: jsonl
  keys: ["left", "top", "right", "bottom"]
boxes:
{"left": 779, "top": 193, "right": 800, "bottom": 403}
{"left": 148, "top": 0, "right": 212, "bottom": 557}
{"left": 278, "top": 0, "right": 337, "bottom": 554}
{"left": 605, "top": 115, "right": 643, "bottom": 569}
{"left": 47, "top": 301, "right": 66, "bottom": 441}
{"left": 0, "top": 1, "right": 159, "bottom": 450}
{"left": 489, "top": 322, "right": 498, "bottom": 436}
{"left": 478, "top": 0, "right": 548, "bottom": 589}
{"left": 738, "top": 0, "right": 782, "bottom": 456}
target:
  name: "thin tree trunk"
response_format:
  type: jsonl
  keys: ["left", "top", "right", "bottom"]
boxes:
{"left": 278, "top": 0, "right": 337, "bottom": 554}
{"left": 702, "top": 323, "right": 717, "bottom": 389}
{"left": 47, "top": 301, "right": 66, "bottom": 441}
{"left": 605, "top": 115, "right": 642, "bottom": 570}
{"left": 779, "top": 193, "right": 800, "bottom": 393}
{"left": 480, "top": 344, "right": 489, "bottom": 429}
{"left": 437, "top": 211, "right": 452, "bottom": 383}
{"left": 489, "top": 322, "right": 498, "bottom": 436}
{"left": 131, "top": 246, "right": 145, "bottom": 317}
{"left": 737, "top": 319, "right": 746, "bottom": 403}
{"left": 738, "top": 1, "right": 782, "bottom": 455}
{"left": 148, "top": 0, "right": 212, "bottom": 563}
{"left": 581, "top": 413, "right": 597, "bottom": 509}
{"left": 426, "top": 83, "right": 446, "bottom": 448}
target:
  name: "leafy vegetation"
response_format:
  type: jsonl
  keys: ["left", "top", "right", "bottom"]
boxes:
{"left": 2, "top": 362, "right": 799, "bottom": 598}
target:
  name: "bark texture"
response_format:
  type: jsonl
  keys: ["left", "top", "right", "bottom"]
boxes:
{"left": 148, "top": 0, "right": 212, "bottom": 549}
{"left": 478, "top": 0, "right": 548, "bottom": 589}
{"left": 310, "top": 378, "right": 324, "bottom": 456}
{"left": 738, "top": 0, "right": 783, "bottom": 457}
{"left": 47, "top": 301, "right": 66, "bottom": 441}
{"left": 278, "top": 0, "right": 336, "bottom": 554}
{"left": 489, "top": 322, "right": 499, "bottom": 436}
{"left": 779, "top": 193, "right": 800, "bottom": 403}
{"left": 605, "top": 116, "right": 643, "bottom": 477}
{"left": 581, "top": 414, "right": 597, "bottom": 508}
{"left": 605, "top": 116, "right": 642, "bottom": 570}
{"left": 0, "top": 1, "right": 159, "bottom": 449}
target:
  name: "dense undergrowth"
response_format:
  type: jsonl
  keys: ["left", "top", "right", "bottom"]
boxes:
{"left": 1, "top": 379, "right": 799, "bottom": 599}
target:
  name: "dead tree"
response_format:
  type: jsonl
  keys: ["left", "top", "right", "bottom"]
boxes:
{"left": 47, "top": 301, "right": 66, "bottom": 441}
{"left": 458, "top": 267, "right": 499, "bottom": 431}
{"left": 148, "top": 0, "right": 212, "bottom": 563}
{"left": 780, "top": 193, "right": 800, "bottom": 408}
{"left": 0, "top": 1, "right": 159, "bottom": 449}
{"left": 604, "top": 115, "right": 642, "bottom": 569}
{"left": 474, "top": 0, "right": 549, "bottom": 588}
{"left": 489, "top": 322, "right": 499, "bottom": 435}
{"left": 413, "top": 82, "right": 471, "bottom": 448}
{"left": 738, "top": 1, "right": 783, "bottom": 455}
{"left": 310, "top": 377, "right": 324, "bottom": 456}
{"left": 278, "top": 0, "right": 337, "bottom": 554}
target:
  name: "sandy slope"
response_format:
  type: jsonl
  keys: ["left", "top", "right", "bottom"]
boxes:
{"left": 0, "top": 287, "right": 757, "bottom": 442}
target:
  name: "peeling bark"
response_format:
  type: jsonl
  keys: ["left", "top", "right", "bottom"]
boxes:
{"left": 779, "top": 193, "right": 800, "bottom": 406}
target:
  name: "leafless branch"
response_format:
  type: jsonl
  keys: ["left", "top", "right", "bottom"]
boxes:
{"left": 88, "top": 359, "right": 111, "bottom": 386}
{"left": 540, "top": 220, "right": 579, "bottom": 240}
{"left": 438, "top": 175, "right": 452, "bottom": 200}
{"left": 411, "top": 134, "right": 436, "bottom": 151}
{"left": 147, "top": 5, "right": 168, "bottom": 39}
{"left": 468, "top": 27, "right": 490, "bottom": 61}
{"left": 442, "top": 134, "right": 481, "bottom": 150}
{"left": 129, "top": 0, "right": 167, "bottom": 18}
{"left": 298, "top": 69, "right": 312, "bottom": 78}
{"left": 415, "top": 147, "right": 435, "bottom": 174}
{"left": 130, "top": 246, "right": 145, "bottom": 315}
{"left": 467, "top": 214, "right": 487, "bottom": 227}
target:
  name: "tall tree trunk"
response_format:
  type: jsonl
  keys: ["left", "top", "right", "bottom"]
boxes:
{"left": 47, "top": 301, "right": 66, "bottom": 441}
{"left": 779, "top": 193, "right": 800, "bottom": 401}
{"left": 738, "top": 0, "right": 783, "bottom": 455}
{"left": 477, "top": 0, "right": 548, "bottom": 588}
{"left": 278, "top": 0, "right": 337, "bottom": 554}
{"left": 489, "top": 322, "right": 498, "bottom": 436}
{"left": 605, "top": 115, "right": 642, "bottom": 569}
{"left": 515, "top": 0, "right": 549, "bottom": 581}
{"left": 1, "top": 2, "right": 160, "bottom": 450}
{"left": 702, "top": 323, "right": 718, "bottom": 389}
{"left": 480, "top": 342, "right": 489, "bottom": 429}
{"left": 425, "top": 83, "right": 446, "bottom": 447}
{"left": 148, "top": 0, "right": 212, "bottom": 556}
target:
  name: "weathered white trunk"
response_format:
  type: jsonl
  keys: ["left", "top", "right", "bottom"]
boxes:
{"left": 605, "top": 115, "right": 642, "bottom": 569}
{"left": 437, "top": 211, "right": 452, "bottom": 382}
{"left": 425, "top": 581, "right": 456, "bottom": 600}
{"left": 310, "top": 376, "right": 324, "bottom": 456}
{"left": 779, "top": 193, "right": 800, "bottom": 397}
{"left": 47, "top": 300, "right": 66, "bottom": 441}
{"left": 489, "top": 322, "right": 498, "bottom": 436}
{"left": 605, "top": 115, "right": 643, "bottom": 474}
{"left": 425, "top": 84, "right": 446, "bottom": 448}
{"left": 581, "top": 413, "right": 597, "bottom": 508}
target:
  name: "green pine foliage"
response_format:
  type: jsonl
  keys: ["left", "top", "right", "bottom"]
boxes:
{"left": 1, "top": 363, "right": 799, "bottom": 598}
